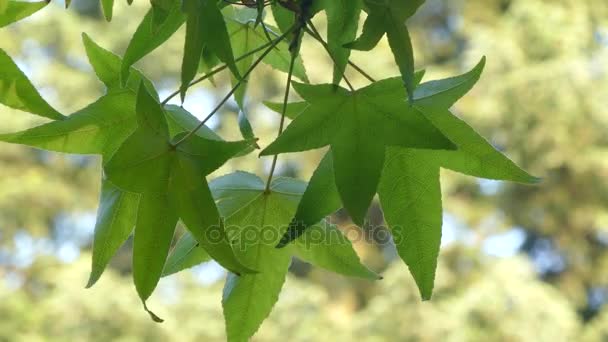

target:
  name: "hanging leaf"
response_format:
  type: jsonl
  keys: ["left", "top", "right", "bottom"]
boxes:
{"left": 0, "top": 49, "right": 64, "bottom": 120}
{"left": 346, "top": 0, "right": 426, "bottom": 100}
{"left": 0, "top": 0, "right": 47, "bottom": 28}
{"left": 212, "top": 172, "right": 376, "bottom": 342}
{"left": 104, "top": 85, "right": 254, "bottom": 298}
{"left": 260, "top": 80, "right": 455, "bottom": 225}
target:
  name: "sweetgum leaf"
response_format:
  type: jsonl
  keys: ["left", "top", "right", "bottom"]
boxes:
{"left": 215, "top": 172, "right": 376, "bottom": 342}
{"left": 0, "top": 48, "right": 64, "bottom": 120}
{"left": 0, "top": 0, "right": 47, "bottom": 28}
{"left": 260, "top": 80, "right": 455, "bottom": 225}
{"left": 87, "top": 180, "right": 140, "bottom": 288}
{"left": 121, "top": 2, "right": 186, "bottom": 84}
{"left": 347, "top": 0, "right": 426, "bottom": 100}
{"left": 104, "top": 84, "right": 253, "bottom": 294}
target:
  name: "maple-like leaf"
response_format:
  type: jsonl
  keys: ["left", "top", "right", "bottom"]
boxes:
{"left": 260, "top": 80, "right": 456, "bottom": 225}
{"left": 206, "top": 172, "right": 377, "bottom": 342}
{"left": 103, "top": 84, "right": 254, "bottom": 313}
{"left": 346, "top": 0, "right": 426, "bottom": 99}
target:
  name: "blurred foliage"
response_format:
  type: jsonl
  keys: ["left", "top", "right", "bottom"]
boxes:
{"left": 1, "top": 0, "right": 608, "bottom": 339}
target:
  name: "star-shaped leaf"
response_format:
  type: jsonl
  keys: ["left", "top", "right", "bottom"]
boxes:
{"left": 210, "top": 172, "right": 377, "bottom": 342}
{"left": 260, "top": 80, "right": 456, "bottom": 225}
{"left": 267, "top": 58, "right": 538, "bottom": 299}
{"left": 346, "top": 0, "right": 426, "bottom": 99}
{"left": 104, "top": 84, "right": 254, "bottom": 312}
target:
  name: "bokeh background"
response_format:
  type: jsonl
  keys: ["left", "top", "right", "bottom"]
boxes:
{"left": 1, "top": 0, "right": 608, "bottom": 340}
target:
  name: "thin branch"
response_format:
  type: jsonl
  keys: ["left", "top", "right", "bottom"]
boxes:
{"left": 347, "top": 60, "right": 376, "bottom": 83}
{"left": 161, "top": 38, "right": 278, "bottom": 106}
{"left": 306, "top": 20, "right": 377, "bottom": 84}
{"left": 172, "top": 26, "right": 295, "bottom": 147}
{"left": 265, "top": 38, "right": 300, "bottom": 193}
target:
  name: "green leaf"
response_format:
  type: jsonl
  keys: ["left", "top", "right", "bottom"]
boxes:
{"left": 0, "top": 90, "right": 137, "bottom": 159}
{"left": 121, "top": 2, "right": 186, "bottom": 84}
{"left": 87, "top": 180, "right": 140, "bottom": 288}
{"left": 0, "top": 0, "right": 47, "bottom": 28}
{"left": 0, "top": 48, "right": 64, "bottom": 120}
{"left": 319, "top": 0, "right": 362, "bottom": 84}
{"left": 217, "top": 173, "right": 375, "bottom": 341}
{"left": 100, "top": 0, "right": 114, "bottom": 21}
{"left": 347, "top": 0, "right": 426, "bottom": 100}
{"left": 104, "top": 84, "right": 253, "bottom": 280}
{"left": 162, "top": 231, "right": 211, "bottom": 277}
{"left": 277, "top": 151, "right": 340, "bottom": 247}
{"left": 378, "top": 148, "right": 442, "bottom": 300}
{"left": 260, "top": 80, "right": 455, "bottom": 225}
{"left": 82, "top": 33, "right": 158, "bottom": 97}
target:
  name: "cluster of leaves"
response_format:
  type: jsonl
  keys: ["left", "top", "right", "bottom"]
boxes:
{"left": 0, "top": 0, "right": 537, "bottom": 340}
